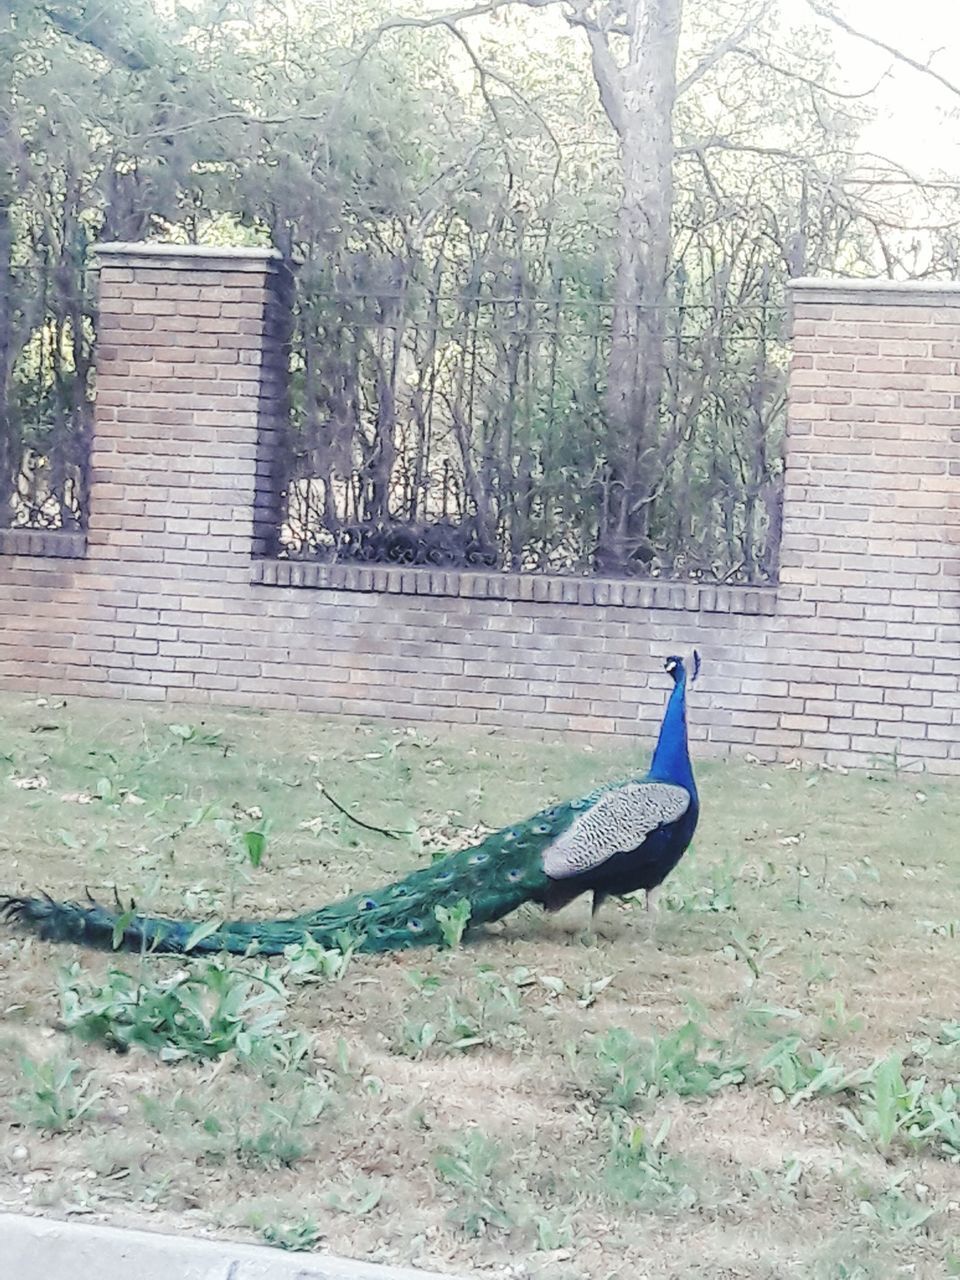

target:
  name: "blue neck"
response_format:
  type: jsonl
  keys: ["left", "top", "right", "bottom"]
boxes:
{"left": 647, "top": 673, "right": 695, "bottom": 793}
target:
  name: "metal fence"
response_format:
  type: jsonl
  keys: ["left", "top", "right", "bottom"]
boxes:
{"left": 279, "top": 291, "right": 786, "bottom": 583}
{"left": 2, "top": 254, "right": 93, "bottom": 533}
{"left": 3, "top": 270, "right": 786, "bottom": 583}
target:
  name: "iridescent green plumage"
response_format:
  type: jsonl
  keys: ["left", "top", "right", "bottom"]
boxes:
{"left": 2, "top": 653, "right": 699, "bottom": 956}
{"left": 0, "top": 789, "right": 605, "bottom": 955}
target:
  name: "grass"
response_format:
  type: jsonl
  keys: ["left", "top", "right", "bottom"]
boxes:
{"left": 1, "top": 689, "right": 960, "bottom": 1278}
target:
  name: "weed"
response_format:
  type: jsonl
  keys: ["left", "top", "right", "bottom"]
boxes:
{"left": 434, "top": 897, "right": 472, "bottom": 948}
{"left": 854, "top": 1176, "right": 936, "bottom": 1236}
{"left": 282, "top": 932, "right": 357, "bottom": 983}
{"left": 578, "top": 1019, "right": 745, "bottom": 1112}
{"left": 325, "top": 1176, "right": 385, "bottom": 1217}
{"left": 234, "top": 1084, "right": 329, "bottom": 1168}
{"left": 261, "top": 1218, "right": 323, "bottom": 1251}
{"left": 392, "top": 970, "right": 525, "bottom": 1057}
{"left": 726, "top": 927, "right": 785, "bottom": 981}
{"left": 663, "top": 857, "right": 736, "bottom": 913}
{"left": 838, "top": 1054, "right": 960, "bottom": 1160}
{"left": 15, "top": 1054, "right": 103, "bottom": 1132}
{"left": 531, "top": 1212, "right": 573, "bottom": 1251}
{"left": 434, "top": 1132, "right": 517, "bottom": 1236}
{"left": 758, "top": 1035, "right": 870, "bottom": 1105}
{"left": 601, "top": 1117, "right": 696, "bottom": 1210}
{"left": 59, "top": 958, "right": 290, "bottom": 1062}
{"left": 167, "top": 723, "right": 224, "bottom": 749}
{"left": 816, "top": 993, "right": 865, "bottom": 1042}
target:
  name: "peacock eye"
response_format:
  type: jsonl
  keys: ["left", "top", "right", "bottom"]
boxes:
{"left": 407, "top": 918, "right": 423, "bottom": 932}
{"left": 359, "top": 897, "right": 377, "bottom": 911}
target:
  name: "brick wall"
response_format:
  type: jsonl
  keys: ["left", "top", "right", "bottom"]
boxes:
{"left": 1, "top": 248, "right": 958, "bottom": 772}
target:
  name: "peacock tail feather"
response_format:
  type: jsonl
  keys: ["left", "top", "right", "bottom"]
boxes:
{"left": 0, "top": 787, "right": 613, "bottom": 956}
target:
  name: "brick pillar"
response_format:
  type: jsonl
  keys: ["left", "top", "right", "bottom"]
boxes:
{"left": 779, "top": 279, "right": 960, "bottom": 769}
{"left": 90, "top": 242, "right": 288, "bottom": 694}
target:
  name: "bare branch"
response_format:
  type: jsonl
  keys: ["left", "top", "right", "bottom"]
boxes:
{"left": 43, "top": 4, "right": 150, "bottom": 71}
{"left": 728, "top": 45, "right": 893, "bottom": 101}
{"left": 676, "top": 1, "right": 776, "bottom": 97}
{"left": 574, "top": 19, "right": 627, "bottom": 137}
{"left": 805, "top": 0, "right": 960, "bottom": 100}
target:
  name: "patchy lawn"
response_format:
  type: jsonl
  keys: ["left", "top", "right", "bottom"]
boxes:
{"left": 1, "top": 690, "right": 959, "bottom": 1280}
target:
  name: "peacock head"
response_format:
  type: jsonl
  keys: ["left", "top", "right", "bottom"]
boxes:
{"left": 664, "top": 651, "right": 701, "bottom": 686}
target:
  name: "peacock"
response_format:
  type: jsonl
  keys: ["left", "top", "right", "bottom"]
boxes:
{"left": 1, "top": 652, "right": 700, "bottom": 956}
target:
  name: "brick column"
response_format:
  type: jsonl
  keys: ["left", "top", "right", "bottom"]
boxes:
{"left": 90, "top": 242, "right": 288, "bottom": 694}
{"left": 779, "top": 279, "right": 960, "bottom": 769}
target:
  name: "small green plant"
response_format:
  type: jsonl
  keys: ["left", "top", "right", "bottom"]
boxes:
{"left": 282, "top": 932, "right": 357, "bottom": 983}
{"left": 324, "top": 1176, "right": 385, "bottom": 1217}
{"left": 262, "top": 1217, "right": 323, "bottom": 1251}
{"left": 840, "top": 1055, "right": 926, "bottom": 1153}
{"left": 816, "top": 993, "right": 865, "bottom": 1042}
{"left": 914, "top": 1083, "right": 960, "bottom": 1161}
{"left": 397, "top": 1018, "right": 439, "bottom": 1057}
{"left": 579, "top": 1019, "right": 745, "bottom": 1112}
{"left": 59, "top": 959, "right": 289, "bottom": 1062}
{"left": 392, "top": 971, "right": 525, "bottom": 1058}
{"left": 531, "top": 1212, "right": 573, "bottom": 1251}
{"left": 601, "top": 1118, "right": 696, "bottom": 1210}
{"left": 727, "top": 927, "right": 784, "bottom": 981}
{"left": 235, "top": 1085, "right": 329, "bottom": 1168}
{"left": 434, "top": 897, "right": 472, "bottom": 948}
{"left": 852, "top": 1173, "right": 936, "bottom": 1236}
{"left": 758, "top": 1036, "right": 870, "bottom": 1105}
{"left": 15, "top": 1054, "right": 103, "bottom": 1132}
{"left": 167, "top": 723, "right": 224, "bottom": 748}
{"left": 434, "top": 1132, "right": 517, "bottom": 1236}
{"left": 663, "top": 858, "right": 736, "bottom": 913}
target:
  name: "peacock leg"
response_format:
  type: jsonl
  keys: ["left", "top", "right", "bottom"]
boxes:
{"left": 645, "top": 885, "right": 661, "bottom": 946}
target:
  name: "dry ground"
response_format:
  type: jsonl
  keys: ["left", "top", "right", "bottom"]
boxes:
{"left": 0, "top": 690, "right": 959, "bottom": 1280}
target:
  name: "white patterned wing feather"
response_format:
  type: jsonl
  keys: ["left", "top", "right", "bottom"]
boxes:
{"left": 543, "top": 782, "right": 691, "bottom": 880}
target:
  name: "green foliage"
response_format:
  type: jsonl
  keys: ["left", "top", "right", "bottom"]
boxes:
{"left": 434, "top": 1133, "right": 518, "bottom": 1236}
{"left": 226, "top": 1088, "right": 328, "bottom": 1169}
{"left": 434, "top": 898, "right": 472, "bottom": 949}
{"left": 392, "top": 970, "right": 525, "bottom": 1058}
{"left": 15, "top": 1054, "right": 103, "bottom": 1132}
{"left": 167, "top": 724, "right": 224, "bottom": 748}
{"left": 663, "top": 857, "right": 736, "bottom": 913}
{"left": 261, "top": 1218, "right": 323, "bottom": 1251}
{"left": 855, "top": 1177, "right": 936, "bottom": 1236}
{"left": 282, "top": 932, "right": 358, "bottom": 983}
{"left": 58, "top": 959, "right": 289, "bottom": 1062}
{"left": 577, "top": 1019, "right": 745, "bottom": 1112}
{"left": 601, "top": 1118, "right": 696, "bottom": 1210}
{"left": 840, "top": 1055, "right": 960, "bottom": 1160}
{"left": 758, "top": 1036, "right": 870, "bottom": 1105}
{"left": 726, "top": 927, "right": 785, "bottom": 981}
{"left": 816, "top": 993, "right": 866, "bottom": 1042}
{"left": 324, "top": 1176, "right": 385, "bottom": 1218}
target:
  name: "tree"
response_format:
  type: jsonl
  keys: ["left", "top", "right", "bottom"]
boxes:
{"left": 3, "top": 0, "right": 957, "bottom": 579}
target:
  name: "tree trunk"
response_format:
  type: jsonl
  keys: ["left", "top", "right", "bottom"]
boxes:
{"left": 588, "top": 0, "right": 682, "bottom": 576}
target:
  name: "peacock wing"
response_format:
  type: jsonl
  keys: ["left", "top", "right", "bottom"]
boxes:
{"left": 542, "top": 781, "right": 691, "bottom": 879}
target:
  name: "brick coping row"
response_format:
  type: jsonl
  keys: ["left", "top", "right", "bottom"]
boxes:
{"left": 0, "top": 528, "right": 776, "bottom": 617}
